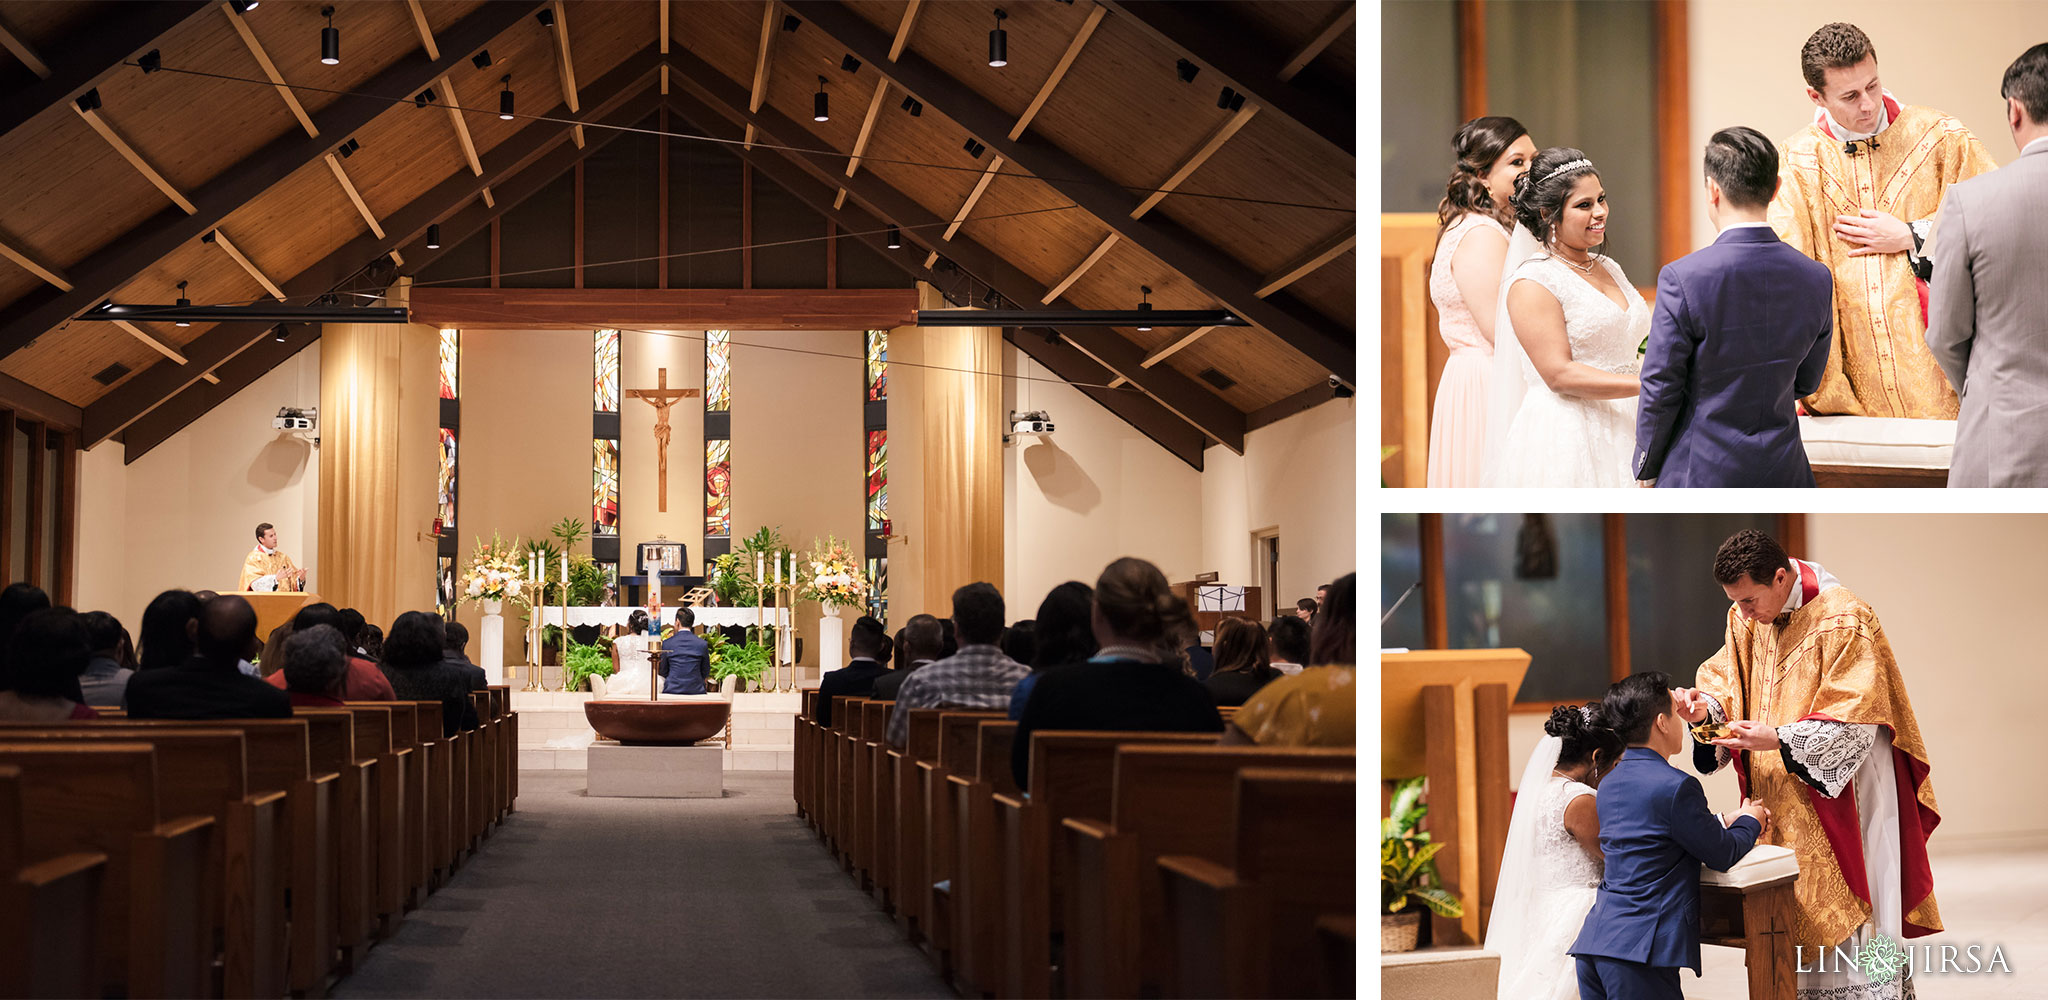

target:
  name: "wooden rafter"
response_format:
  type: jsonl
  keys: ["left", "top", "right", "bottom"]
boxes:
{"left": 1140, "top": 325, "right": 1214, "bottom": 367}
{"left": 325, "top": 154, "right": 386, "bottom": 239}
{"left": 208, "top": 230, "right": 285, "bottom": 300}
{"left": 1278, "top": 3, "right": 1355, "bottom": 82}
{"left": 547, "top": 0, "right": 585, "bottom": 147}
{"left": 113, "top": 320, "right": 215, "bottom": 381}
{"left": 744, "top": 0, "right": 777, "bottom": 150}
{"left": 1039, "top": 233, "right": 1117, "bottom": 304}
{"left": 74, "top": 105, "right": 197, "bottom": 215}
{"left": 890, "top": 0, "right": 923, "bottom": 59}
{"left": 223, "top": 0, "right": 316, "bottom": 137}
{"left": 1256, "top": 229, "right": 1354, "bottom": 298}
{"left": 406, "top": 0, "right": 439, "bottom": 57}
{"left": 0, "top": 235, "right": 72, "bottom": 291}
{"left": 844, "top": 80, "right": 888, "bottom": 181}
{"left": 403, "top": 1, "right": 482, "bottom": 176}
{"left": 0, "top": 2, "right": 210, "bottom": 144}
{"left": 659, "top": 0, "right": 670, "bottom": 94}
{"left": 0, "top": 15, "right": 51, "bottom": 78}
{"left": 1010, "top": 3, "right": 1103, "bottom": 141}
{"left": 943, "top": 157, "right": 1004, "bottom": 241}
{"left": 1130, "top": 104, "right": 1257, "bottom": 219}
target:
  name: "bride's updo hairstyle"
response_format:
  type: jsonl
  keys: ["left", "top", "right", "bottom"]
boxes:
{"left": 1511, "top": 146, "right": 1600, "bottom": 246}
{"left": 1546, "top": 701, "right": 1623, "bottom": 770}
{"left": 1437, "top": 115, "right": 1528, "bottom": 234}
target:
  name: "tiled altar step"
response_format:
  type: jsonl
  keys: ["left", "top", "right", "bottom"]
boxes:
{"left": 513, "top": 689, "right": 803, "bottom": 770}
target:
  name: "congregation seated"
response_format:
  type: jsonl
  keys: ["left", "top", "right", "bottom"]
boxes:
{"left": 282, "top": 625, "right": 353, "bottom": 707}
{"left": 1223, "top": 573, "right": 1356, "bottom": 748}
{"left": 136, "top": 588, "right": 201, "bottom": 671}
{"left": 1268, "top": 614, "right": 1311, "bottom": 676}
{"left": 1205, "top": 617, "right": 1280, "bottom": 707}
{"left": 0, "top": 607, "right": 98, "bottom": 721}
{"left": 78, "top": 609, "right": 135, "bottom": 707}
{"left": 871, "top": 616, "right": 942, "bottom": 703}
{"left": 379, "top": 612, "right": 478, "bottom": 737}
{"left": 128, "top": 593, "right": 293, "bottom": 719}
{"left": 885, "top": 585, "right": 1028, "bottom": 747}
{"left": 263, "top": 603, "right": 396, "bottom": 700}
{"left": 441, "top": 620, "right": 488, "bottom": 691}
{"left": 358, "top": 622, "right": 385, "bottom": 660}
{"left": 0, "top": 581, "right": 51, "bottom": 677}
{"left": 1007, "top": 581, "right": 1098, "bottom": 719}
{"left": 1000, "top": 619, "right": 1037, "bottom": 668}
{"left": 814, "top": 616, "right": 892, "bottom": 726}
{"left": 1295, "top": 597, "right": 1319, "bottom": 622}
{"left": 1010, "top": 557, "right": 1225, "bottom": 787}
{"left": 659, "top": 607, "right": 712, "bottom": 695}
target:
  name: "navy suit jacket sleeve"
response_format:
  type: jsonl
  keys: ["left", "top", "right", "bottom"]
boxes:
{"left": 1795, "top": 265, "right": 1835, "bottom": 399}
{"left": 1668, "top": 776, "right": 1759, "bottom": 872}
{"left": 1634, "top": 263, "right": 1695, "bottom": 481}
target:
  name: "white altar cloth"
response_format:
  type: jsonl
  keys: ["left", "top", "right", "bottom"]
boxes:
{"left": 537, "top": 606, "right": 792, "bottom": 629}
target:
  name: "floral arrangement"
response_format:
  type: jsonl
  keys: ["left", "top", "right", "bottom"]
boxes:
{"left": 800, "top": 535, "right": 868, "bottom": 610}
{"left": 462, "top": 533, "right": 533, "bottom": 608}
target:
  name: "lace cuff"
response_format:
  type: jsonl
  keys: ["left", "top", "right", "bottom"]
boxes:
{"left": 1690, "top": 694, "right": 1731, "bottom": 774}
{"left": 1777, "top": 719, "right": 1877, "bottom": 799}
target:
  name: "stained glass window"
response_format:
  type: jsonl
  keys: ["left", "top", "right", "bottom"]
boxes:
{"left": 866, "top": 430, "right": 888, "bottom": 533}
{"left": 705, "top": 439, "right": 731, "bottom": 537}
{"left": 705, "top": 329, "right": 731, "bottom": 411}
{"left": 866, "top": 556, "right": 889, "bottom": 621}
{"left": 437, "top": 555, "right": 456, "bottom": 619}
{"left": 594, "top": 329, "right": 620, "bottom": 412}
{"left": 593, "top": 438, "right": 620, "bottom": 535}
{"left": 437, "top": 427, "right": 457, "bottom": 530}
{"left": 865, "top": 329, "right": 888, "bottom": 401}
{"left": 438, "top": 329, "right": 459, "bottom": 399}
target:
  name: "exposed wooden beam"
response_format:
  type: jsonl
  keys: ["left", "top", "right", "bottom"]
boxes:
{"left": 120, "top": 325, "right": 313, "bottom": 460}
{"left": 482, "top": 186, "right": 496, "bottom": 208}
{"left": 208, "top": 229, "right": 286, "bottom": 300}
{"left": 1040, "top": 234, "right": 1117, "bottom": 304}
{"left": 111, "top": 319, "right": 189, "bottom": 365}
{"left": 0, "top": 410, "right": 12, "bottom": 570}
{"left": 1096, "top": 0, "right": 1354, "bottom": 157}
{"left": 943, "top": 157, "right": 1003, "bottom": 241}
{"left": 783, "top": 1, "right": 1353, "bottom": 380}
{"left": 1105, "top": 375, "right": 1128, "bottom": 389}
{"left": 890, "top": 0, "right": 923, "bottom": 59}
{"left": 1256, "top": 229, "right": 1354, "bottom": 298}
{"left": 1140, "top": 325, "right": 1214, "bottom": 368}
{"left": 845, "top": 79, "right": 888, "bottom": 180}
{"left": 0, "top": 1, "right": 545, "bottom": 365}
{"left": 1006, "top": 330, "right": 1204, "bottom": 468}
{"left": 1246, "top": 381, "right": 1339, "bottom": 430}
{"left": 1010, "top": 3, "right": 1103, "bottom": 141}
{"left": 74, "top": 106, "right": 197, "bottom": 215}
{"left": 0, "top": 15, "right": 52, "bottom": 78}
{"left": 658, "top": 0, "right": 670, "bottom": 93}
{"left": 0, "top": 2, "right": 210, "bottom": 145}
{"left": 1131, "top": 104, "right": 1256, "bottom": 219}
{"left": 406, "top": 0, "right": 439, "bottom": 58}
{"left": 223, "top": 0, "right": 316, "bottom": 137}
{"left": 325, "top": 154, "right": 386, "bottom": 239}
{"left": 0, "top": 234, "right": 72, "bottom": 291}
{"left": 1277, "top": 3, "right": 1354, "bottom": 82}
{"left": 833, "top": 189, "right": 847, "bottom": 209}
{"left": 388, "top": 249, "right": 405, "bottom": 266}
{"left": 745, "top": 0, "right": 776, "bottom": 150}
{"left": 547, "top": 0, "right": 584, "bottom": 147}
{"left": 0, "top": 371, "right": 80, "bottom": 431}
{"left": 442, "top": 74, "right": 483, "bottom": 174}
{"left": 409, "top": 288, "right": 916, "bottom": 329}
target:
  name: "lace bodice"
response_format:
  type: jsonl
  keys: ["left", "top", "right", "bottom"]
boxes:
{"left": 1429, "top": 213, "right": 1509, "bottom": 353}
{"left": 1535, "top": 776, "right": 1603, "bottom": 889}
{"left": 1507, "top": 254, "right": 1649, "bottom": 385}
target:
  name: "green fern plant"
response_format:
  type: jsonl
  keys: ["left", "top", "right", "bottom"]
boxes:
{"left": 1381, "top": 776, "right": 1463, "bottom": 917}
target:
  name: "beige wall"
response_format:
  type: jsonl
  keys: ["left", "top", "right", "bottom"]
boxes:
{"left": 1687, "top": 1, "right": 2048, "bottom": 249}
{"left": 1200, "top": 397, "right": 1358, "bottom": 616}
{"left": 74, "top": 344, "right": 322, "bottom": 627}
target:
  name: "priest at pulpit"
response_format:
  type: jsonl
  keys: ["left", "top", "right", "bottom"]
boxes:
{"left": 238, "top": 522, "right": 305, "bottom": 591}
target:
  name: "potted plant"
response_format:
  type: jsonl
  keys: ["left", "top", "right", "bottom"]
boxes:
{"left": 705, "top": 630, "right": 771, "bottom": 692}
{"left": 708, "top": 552, "right": 753, "bottom": 606}
{"left": 1382, "top": 776, "right": 1461, "bottom": 952}
{"left": 560, "top": 637, "right": 616, "bottom": 693}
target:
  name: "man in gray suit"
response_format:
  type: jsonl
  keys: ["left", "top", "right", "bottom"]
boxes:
{"left": 1927, "top": 43, "right": 2048, "bottom": 487}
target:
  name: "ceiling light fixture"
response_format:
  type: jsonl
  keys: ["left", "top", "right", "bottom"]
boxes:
{"left": 138, "top": 49, "right": 162, "bottom": 74}
{"left": 75, "top": 88, "right": 101, "bottom": 112}
{"left": 337, "top": 137, "right": 360, "bottom": 158}
{"left": 273, "top": 324, "right": 289, "bottom": 343}
{"left": 472, "top": 49, "right": 493, "bottom": 69}
{"left": 175, "top": 281, "right": 192, "bottom": 327}
{"left": 229, "top": 0, "right": 257, "bottom": 12}
{"left": 782, "top": 13, "right": 801, "bottom": 32}
{"left": 85, "top": 302, "right": 412, "bottom": 325}
{"left": 535, "top": 7, "right": 555, "bottom": 27}
{"left": 1176, "top": 58, "right": 1199, "bottom": 83}
{"left": 982, "top": 287, "right": 1002, "bottom": 308}
{"left": 900, "top": 95, "right": 923, "bottom": 116}
{"left": 1218, "top": 86, "right": 1244, "bottom": 111}
{"left": 426, "top": 224, "right": 442, "bottom": 249}
{"left": 988, "top": 8, "right": 1009, "bottom": 67}
{"left": 320, "top": 6, "right": 340, "bottom": 65}
{"left": 814, "top": 76, "right": 830, "bottom": 122}
{"left": 964, "top": 138, "right": 986, "bottom": 158}
{"left": 499, "top": 75, "right": 515, "bottom": 120}
{"left": 1136, "top": 285, "right": 1153, "bottom": 331}
{"left": 841, "top": 54, "right": 861, "bottom": 73}
{"left": 415, "top": 88, "right": 436, "bottom": 107}
{"left": 886, "top": 226, "right": 902, "bottom": 249}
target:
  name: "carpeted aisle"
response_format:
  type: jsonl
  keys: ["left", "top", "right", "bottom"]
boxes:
{"left": 333, "top": 771, "right": 952, "bottom": 999}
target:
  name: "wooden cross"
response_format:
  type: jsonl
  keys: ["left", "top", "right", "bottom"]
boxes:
{"left": 625, "top": 367, "right": 700, "bottom": 512}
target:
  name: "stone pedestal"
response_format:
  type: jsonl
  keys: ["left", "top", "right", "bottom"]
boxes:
{"left": 479, "top": 599, "right": 505, "bottom": 684}
{"left": 817, "top": 608, "right": 845, "bottom": 676}
{"left": 585, "top": 741, "right": 725, "bottom": 798}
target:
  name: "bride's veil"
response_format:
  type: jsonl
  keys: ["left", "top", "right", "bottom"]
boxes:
{"left": 1481, "top": 222, "right": 1545, "bottom": 483}
{"left": 1484, "top": 731, "right": 1563, "bottom": 991}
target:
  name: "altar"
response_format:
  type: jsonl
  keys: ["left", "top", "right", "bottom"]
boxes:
{"left": 535, "top": 606, "right": 792, "bottom": 629}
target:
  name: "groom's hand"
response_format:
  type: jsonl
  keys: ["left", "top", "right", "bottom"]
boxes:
{"left": 1736, "top": 797, "right": 1771, "bottom": 834}
{"left": 1672, "top": 687, "right": 1708, "bottom": 724}
{"left": 1711, "top": 720, "right": 1782, "bottom": 752}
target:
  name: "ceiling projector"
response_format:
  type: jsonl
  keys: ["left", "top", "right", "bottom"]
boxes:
{"left": 273, "top": 406, "right": 317, "bottom": 431}
{"left": 1010, "top": 410, "right": 1054, "bottom": 436}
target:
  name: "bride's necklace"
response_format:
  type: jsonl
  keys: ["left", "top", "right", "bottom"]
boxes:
{"left": 1553, "top": 247, "right": 1599, "bottom": 274}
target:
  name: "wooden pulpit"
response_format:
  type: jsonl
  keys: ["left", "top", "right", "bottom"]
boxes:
{"left": 1381, "top": 648, "right": 1528, "bottom": 946}
{"left": 227, "top": 591, "right": 319, "bottom": 641}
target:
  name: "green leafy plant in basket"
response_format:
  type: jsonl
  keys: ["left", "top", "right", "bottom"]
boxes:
{"left": 1382, "top": 776, "right": 1462, "bottom": 919}
{"left": 560, "top": 638, "right": 616, "bottom": 692}
{"left": 705, "top": 630, "right": 771, "bottom": 690}
{"left": 708, "top": 552, "right": 754, "bottom": 606}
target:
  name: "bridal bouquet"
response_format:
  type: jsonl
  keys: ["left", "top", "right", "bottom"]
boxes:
{"left": 462, "top": 533, "right": 533, "bottom": 608}
{"left": 800, "top": 535, "right": 869, "bottom": 610}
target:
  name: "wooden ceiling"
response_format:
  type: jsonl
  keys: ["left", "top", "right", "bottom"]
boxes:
{"left": 0, "top": 0, "right": 1354, "bottom": 453}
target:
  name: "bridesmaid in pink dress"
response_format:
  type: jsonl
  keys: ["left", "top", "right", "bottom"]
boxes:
{"left": 1427, "top": 117, "right": 1535, "bottom": 487}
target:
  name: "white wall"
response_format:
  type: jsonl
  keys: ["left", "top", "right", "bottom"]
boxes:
{"left": 74, "top": 344, "right": 322, "bottom": 627}
{"left": 1200, "top": 398, "right": 1358, "bottom": 614}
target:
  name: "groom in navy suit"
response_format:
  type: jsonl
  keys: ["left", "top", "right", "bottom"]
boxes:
{"left": 1635, "top": 127, "right": 1835, "bottom": 487}
{"left": 1571, "top": 672, "right": 1767, "bottom": 1000}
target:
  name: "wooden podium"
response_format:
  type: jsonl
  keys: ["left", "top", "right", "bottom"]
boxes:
{"left": 224, "top": 591, "right": 318, "bottom": 641}
{"left": 1381, "top": 648, "right": 1528, "bottom": 946}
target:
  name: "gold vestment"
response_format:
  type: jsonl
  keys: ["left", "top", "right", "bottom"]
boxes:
{"left": 239, "top": 547, "right": 299, "bottom": 590}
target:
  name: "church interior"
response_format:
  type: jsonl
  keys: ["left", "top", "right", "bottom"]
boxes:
{"left": 0, "top": 1, "right": 1358, "bottom": 997}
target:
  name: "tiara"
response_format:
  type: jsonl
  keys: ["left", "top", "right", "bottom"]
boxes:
{"left": 1578, "top": 704, "right": 1596, "bottom": 725}
{"left": 1539, "top": 158, "right": 1594, "bottom": 185}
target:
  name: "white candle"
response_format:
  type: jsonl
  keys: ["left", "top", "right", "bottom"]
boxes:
{"left": 774, "top": 553, "right": 782, "bottom": 587}
{"left": 561, "top": 552, "right": 569, "bottom": 586}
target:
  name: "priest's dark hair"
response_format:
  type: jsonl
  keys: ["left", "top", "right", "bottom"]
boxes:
{"left": 1713, "top": 529, "right": 1791, "bottom": 587}
{"left": 1801, "top": 22, "right": 1876, "bottom": 94}
{"left": 1704, "top": 127, "right": 1779, "bottom": 209}
{"left": 1511, "top": 148, "right": 1599, "bottom": 247}
{"left": 1438, "top": 115, "right": 1529, "bottom": 233}
{"left": 1547, "top": 701, "right": 1623, "bottom": 770}
{"left": 1603, "top": 671, "right": 1673, "bottom": 746}
{"left": 2003, "top": 42, "right": 2048, "bottom": 125}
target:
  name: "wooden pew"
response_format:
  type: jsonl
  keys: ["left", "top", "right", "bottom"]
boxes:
{"left": 0, "top": 742, "right": 214, "bottom": 998}
{"left": 892, "top": 708, "right": 945, "bottom": 937}
{"left": 796, "top": 692, "right": 818, "bottom": 824}
{"left": 947, "top": 719, "right": 1017, "bottom": 998}
{"left": 469, "top": 691, "right": 493, "bottom": 845}
{"left": 486, "top": 686, "right": 516, "bottom": 819}
{"left": 830, "top": 696, "right": 867, "bottom": 864}
{"left": 338, "top": 704, "right": 410, "bottom": 930}
{"left": 1157, "top": 767, "right": 1357, "bottom": 998}
{"left": 861, "top": 700, "right": 895, "bottom": 909}
{"left": 846, "top": 698, "right": 875, "bottom": 878}
{"left": 1062, "top": 745, "right": 1355, "bottom": 998}
{"left": 0, "top": 763, "right": 106, "bottom": 1000}
{"left": 296, "top": 709, "right": 375, "bottom": 972}
{"left": 923, "top": 711, "right": 1005, "bottom": 975}
{"left": 996, "top": 730, "right": 1220, "bottom": 999}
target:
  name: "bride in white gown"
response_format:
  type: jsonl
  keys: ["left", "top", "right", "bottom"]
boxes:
{"left": 1488, "top": 703, "right": 1623, "bottom": 1000}
{"left": 1484, "top": 148, "right": 1647, "bottom": 487}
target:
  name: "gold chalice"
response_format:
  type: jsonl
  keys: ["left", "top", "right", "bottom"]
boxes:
{"left": 1690, "top": 721, "right": 1733, "bottom": 745}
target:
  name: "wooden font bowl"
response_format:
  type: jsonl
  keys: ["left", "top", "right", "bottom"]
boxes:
{"left": 583, "top": 700, "right": 731, "bottom": 745}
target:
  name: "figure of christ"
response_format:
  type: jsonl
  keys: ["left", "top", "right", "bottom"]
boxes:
{"left": 1673, "top": 529, "right": 1940, "bottom": 1000}
{"left": 625, "top": 368, "right": 700, "bottom": 512}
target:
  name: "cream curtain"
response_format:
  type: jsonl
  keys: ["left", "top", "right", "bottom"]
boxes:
{"left": 318, "top": 278, "right": 438, "bottom": 632}
{"left": 920, "top": 284, "right": 1003, "bottom": 611}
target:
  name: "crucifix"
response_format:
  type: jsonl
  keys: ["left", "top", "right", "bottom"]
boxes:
{"left": 625, "top": 367, "right": 700, "bottom": 511}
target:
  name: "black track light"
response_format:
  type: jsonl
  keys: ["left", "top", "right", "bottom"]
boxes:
{"left": 202, "top": 230, "right": 218, "bottom": 245}
{"left": 988, "top": 9, "right": 1009, "bottom": 67}
{"left": 499, "top": 75, "right": 514, "bottom": 120}
{"left": 175, "top": 281, "right": 192, "bottom": 327}
{"left": 1218, "top": 86, "right": 1244, "bottom": 111}
{"left": 337, "top": 137, "right": 360, "bottom": 158}
{"left": 841, "top": 54, "right": 861, "bottom": 73}
{"left": 1135, "top": 285, "right": 1153, "bottom": 331}
{"left": 814, "top": 76, "right": 829, "bottom": 122}
{"left": 273, "top": 324, "right": 289, "bottom": 343}
{"left": 415, "top": 88, "right": 436, "bottom": 108}
{"left": 782, "top": 13, "right": 801, "bottom": 31}
{"left": 472, "top": 50, "right": 493, "bottom": 69}
{"left": 536, "top": 7, "right": 555, "bottom": 27}
{"left": 426, "top": 224, "right": 442, "bottom": 249}
{"left": 75, "top": 88, "right": 101, "bottom": 113}
{"left": 1176, "top": 58, "right": 1199, "bottom": 83}
{"left": 229, "top": 0, "right": 258, "bottom": 12}
{"left": 982, "top": 287, "right": 1001, "bottom": 308}
{"left": 964, "top": 138, "right": 986, "bottom": 158}
{"left": 320, "top": 6, "right": 339, "bottom": 65}
{"left": 900, "top": 95, "right": 923, "bottom": 117}
{"left": 138, "top": 49, "right": 162, "bottom": 74}
{"left": 886, "top": 226, "right": 902, "bottom": 250}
